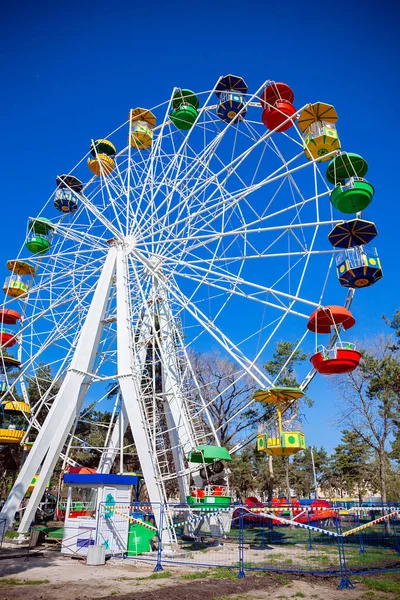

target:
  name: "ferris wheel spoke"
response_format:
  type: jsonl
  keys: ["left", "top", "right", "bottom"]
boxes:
{"left": 162, "top": 280, "right": 273, "bottom": 388}
{"left": 166, "top": 254, "right": 321, "bottom": 311}
{"left": 157, "top": 189, "right": 330, "bottom": 262}
{"left": 132, "top": 94, "right": 182, "bottom": 225}
{"left": 76, "top": 189, "right": 123, "bottom": 240}
{"left": 170, "top": 266, "right": 310, "bottom": 319}
{"left": 137, "top": 156, "right": 325, "bottom": 253}
{"left": 136, "top": 92, "right": 274, "bottom": 238}
{"left": 139, "top": 110, "right": 312, "bottom": 240}
{"left": 134, "top": 86, "right": 220, "bottom": 229}
{"left": 136, "top": 218, "right": 340, "bottom": 257}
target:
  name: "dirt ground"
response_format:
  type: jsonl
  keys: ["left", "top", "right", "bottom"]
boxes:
{"left": 0, "top": 545, "right": 398, "bottom": 600}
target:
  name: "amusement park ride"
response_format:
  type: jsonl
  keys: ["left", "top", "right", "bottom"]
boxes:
{"left": 0, "top": 76, "right": 382, "bottom": 547}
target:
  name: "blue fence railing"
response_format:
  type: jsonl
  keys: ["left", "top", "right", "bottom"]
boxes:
{"left": 93, "top": 502, "right": 400, "bottom": 587}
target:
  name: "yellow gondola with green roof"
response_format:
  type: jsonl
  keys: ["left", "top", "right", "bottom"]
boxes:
{"left": 255, "top": 387, "right": 306, "bottom": 457}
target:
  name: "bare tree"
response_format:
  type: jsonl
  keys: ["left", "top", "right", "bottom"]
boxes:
{"left": 190, "top": 350, "right": 259, "bottom": 446}
{"left": 333, "top": 334, "right": 399, "bottom": 504}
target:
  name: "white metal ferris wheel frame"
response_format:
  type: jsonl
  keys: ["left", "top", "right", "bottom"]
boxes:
{"left": 0, "top": 77, "right": 356, "bottom": 537}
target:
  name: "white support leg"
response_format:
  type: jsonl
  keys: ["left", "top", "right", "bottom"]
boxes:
{"left": 157, "top": 288, "right": 199, "bottom": 499}
{"left": 97, "top": 311, "right": 152, "bottom": 474}
{"left": 97, "top": 404, "right": 128, "bottom": 474}
{"left": 115, "top": 247, "right": 174, "bottom": 543}
{"left": 0, "top": 246, "right": 117, "bottom": 532}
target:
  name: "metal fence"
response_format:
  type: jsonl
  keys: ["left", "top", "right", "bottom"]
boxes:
{"left": 93, "top": 502, "right": 400, "bottom": 587}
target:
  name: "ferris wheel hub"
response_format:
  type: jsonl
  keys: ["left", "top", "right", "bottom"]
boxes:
{"left": 148, "top": 255, "right": 165, "bottom": 273}
{"left": 123, "top": 235, "right": 137, "bottom": 249}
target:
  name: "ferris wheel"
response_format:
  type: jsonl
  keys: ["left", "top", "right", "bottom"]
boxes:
{"left": 0, "top": 76, "right": 381, "bottom": 539}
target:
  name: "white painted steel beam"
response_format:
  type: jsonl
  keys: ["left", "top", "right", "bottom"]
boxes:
{"left": 115, "top": 246, "right": 175, "bottom": 544}
{"left": 97, "top": 309, "right": 153, "bottom": 474}
{"left": 0, "top": 246, "right": 118, "bottom": 532}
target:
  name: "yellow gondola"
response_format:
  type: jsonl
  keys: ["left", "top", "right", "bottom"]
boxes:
{"left": 88, "top": 139, "right": 116, "bottom": 177}
{"left": 0, "top": 400, "right": 30, "bottom": 444}
{"left": 88, "top": 154, "right": 115, "bottom": 177}
{"left": 3, "top": 261, "right": 35, "bottom": 298}
{"left": 255, "top": 386, "right": 306, "bottom": 457}
{"left": 298, "top": 102, "right": 340, "bottom": 162}
{"left": 129, "top": 108, "right": 156, "bottom": 150}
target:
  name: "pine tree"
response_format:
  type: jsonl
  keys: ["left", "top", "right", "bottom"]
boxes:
{"left": 328, "top": 430, "right": 372, "bottom": 502}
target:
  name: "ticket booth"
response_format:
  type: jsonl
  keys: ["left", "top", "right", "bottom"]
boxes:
{"left": 61, "top": 473, "right": 139, "bottom": 556}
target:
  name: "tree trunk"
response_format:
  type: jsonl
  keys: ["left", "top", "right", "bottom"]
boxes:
{"left": 379, "top": 449, "right": 387, "bottom": 503}
{"left": 267, "top": 455, "right": 274, "bottom": 501}
{"left": 378, "top": 447, "right": 390, "bottom": 533}
{"left": 285, "top": 458, "right": 290, "bottom": 501}
{"left": 284, "top": 457, "right": 293, "bottom": 520}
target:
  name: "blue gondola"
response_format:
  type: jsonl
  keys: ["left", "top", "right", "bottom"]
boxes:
{"left": 215, "top": 74, "right": 248, "bottom": 123}
{"left": 336, "top": 245, "right": 383, "bottom": 288}
{"left": 328, "top": 218, "right": 378, "bottom": 248}
{"left": 54, "top": 175, "right": 82, "bottom": 213}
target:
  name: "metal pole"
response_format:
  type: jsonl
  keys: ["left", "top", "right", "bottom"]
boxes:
{"left": 238, "top": 506, "right": 245, "bottom": 579}
{"left": 310, "top": 446, "right": 318, "bottom": 500}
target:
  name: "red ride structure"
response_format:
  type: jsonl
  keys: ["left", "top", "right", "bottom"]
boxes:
{"left": 307, "top": 306, "right": 361, "bottom": 375}
{"left": 237, "top": 497, "right": 337, "bottom": 526}
{"left": 260, "top": 82, "right": 296, "bottom": 132}
{"left": 0, "top": 309, "right": 21, "bottom": 348}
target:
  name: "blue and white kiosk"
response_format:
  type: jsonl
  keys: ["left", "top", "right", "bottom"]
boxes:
{"left": 61, "top": 473, "right": 141, "bottom": 556}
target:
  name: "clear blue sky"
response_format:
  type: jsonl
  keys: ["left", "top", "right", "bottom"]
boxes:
{"left": 1, "top": 0, "right": 398, "bottom": 453}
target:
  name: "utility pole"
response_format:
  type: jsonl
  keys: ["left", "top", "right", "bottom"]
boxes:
{"left": 310, "top": 446, "right": 318, "bottom": 499}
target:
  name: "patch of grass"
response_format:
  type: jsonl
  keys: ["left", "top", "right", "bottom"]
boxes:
{"left": 181, "top": 570, "right": 213, "bottom": 580}
{"left": 293, "top": 594, "right": 305, "bottom": 598}
{"left": 181, "top": 568, "right": 240, "bottom": 582}
{"left": 4, "top": 530, "right": 28, "bottom": 539}
{"left": 359, "top": 573, "right": 400, "bottom": 595}
{"left": 272, "top": 574, "right": 290, "bottom": 585}
{"left": 211, "top": 568, "right": 238, "bottom": 580}
{"left": 135, "top": 570, "right": 173, "bottom": 580}
{"left": 0, "top": 578, "right": 49, "bottom": 586}
{"left": 307, "top": 554, "right": 333, "bottom": 565}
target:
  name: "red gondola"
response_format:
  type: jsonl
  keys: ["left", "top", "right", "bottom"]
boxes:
{"left": 261, "top": 82, "right": 296, "bottom": 132}
{"left": 260, "top": 83, "right": 295, "bottom": 107}
{"left": 307, "top": 305, "right": 355, "bottom": 333}
{"left": 0, "top": 309, "right": 21, "bottom": 325}
{"left": 310, "top": 345, "right": 361, "bottom": 375}
{"left": 0, "top": 329, "right": 17, "bottom": 347}
{"left": 307, "top": 306, "right": 360, "bottom": 374}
